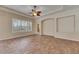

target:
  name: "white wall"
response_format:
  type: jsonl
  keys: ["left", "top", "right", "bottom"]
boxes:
{"left": 57, "top": 15, "right": 75, "bottom": 33}
{"left": 42, "top": 18, "right": 56, "bottom": 36}
{"left": 36, "top": 8, "right": 79, "bottom": 41}
{"left": 0, "top": 9, "right": 35, "bottom": 40}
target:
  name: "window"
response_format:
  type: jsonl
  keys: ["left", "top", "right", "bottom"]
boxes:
{"left": 27, "top": 20, "right": 32, "bottom": 32}
{"left": 12, "top": 18, "right": 32, "bottom": 33}
{"left": 57, "top": 15, "right": 75, "bottom": 33}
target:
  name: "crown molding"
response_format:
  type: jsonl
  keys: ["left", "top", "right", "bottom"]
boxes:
{"left": 36, "top": 7, "right": 79, "bottom": 20}
{"left": 43, "top": 6, "right": 63, "bottom": 16}
{"left": 36, "top": 6, "right": 63, "bottom": 19}
{"left": 0, "top": 6, "right": 34, "bottom": 19}
{"left": 0, "top": 5, "right": 63, "bottom": 20}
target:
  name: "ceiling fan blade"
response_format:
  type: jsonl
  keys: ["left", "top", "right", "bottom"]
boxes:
{"left": 37, "top": 11, "right": 42, "bottom": 13}
{"left": 36, "top": 11, "right": 42, "bottom": 16}
{"left": 37, "top": 13, "right": 40, "bottom": 16}
{"left": 34, "top": 6, "right": 37, "bottom": 9}
{"left": 32, "top": 9, "right": 34, "bottom": 11}
{"left": 37, "top": 12, "right": 41, "bottom": 16}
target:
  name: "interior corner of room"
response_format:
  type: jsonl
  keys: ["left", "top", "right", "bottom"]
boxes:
{"left": 1, "top": 5, "right": 79, "bottom": 53}
{"left": 0, "top": 5, "right": 79, "bottom": 41}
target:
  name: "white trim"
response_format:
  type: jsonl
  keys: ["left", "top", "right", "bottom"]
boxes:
{"left": 36, "top": 6, "right": 63, "bottom": 19}
{"left": 0, "top": 6, "right": 34, "bottom": 19}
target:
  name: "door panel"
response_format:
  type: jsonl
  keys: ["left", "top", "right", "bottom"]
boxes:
{"left": 42, "top": 19, "right": 55, "bottom": 35}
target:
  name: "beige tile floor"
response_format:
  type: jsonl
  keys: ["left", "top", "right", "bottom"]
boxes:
{"left": 0, "top": 35, "right": 79, "bottom": 54}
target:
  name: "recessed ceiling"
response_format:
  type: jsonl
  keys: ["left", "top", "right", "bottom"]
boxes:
{"left": 2, "top": 5, "right": 79, "bottom": 17}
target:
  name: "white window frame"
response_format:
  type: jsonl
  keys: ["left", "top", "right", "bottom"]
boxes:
{"left": 12, "top": 18, "right": 32, "bottom": 33}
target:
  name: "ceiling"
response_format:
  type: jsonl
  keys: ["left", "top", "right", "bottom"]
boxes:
{"left": 2, "top": 5, "right": 79, "bottom": 17}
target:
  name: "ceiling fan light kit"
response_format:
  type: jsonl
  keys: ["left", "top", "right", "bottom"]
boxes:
{"left": 32, "top": 6, "right": 42, "bottom": 16}
{"left": 32, "top": 12, "right": 37, "bottom": 16}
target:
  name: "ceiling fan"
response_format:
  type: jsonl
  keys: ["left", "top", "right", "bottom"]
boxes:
{"left": 30, "top": 6, "right": 42, "bottom": 16}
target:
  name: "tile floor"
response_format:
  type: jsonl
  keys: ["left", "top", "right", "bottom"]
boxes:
{"left": 0, "top": 35, "right": 79, "bottom": 54}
